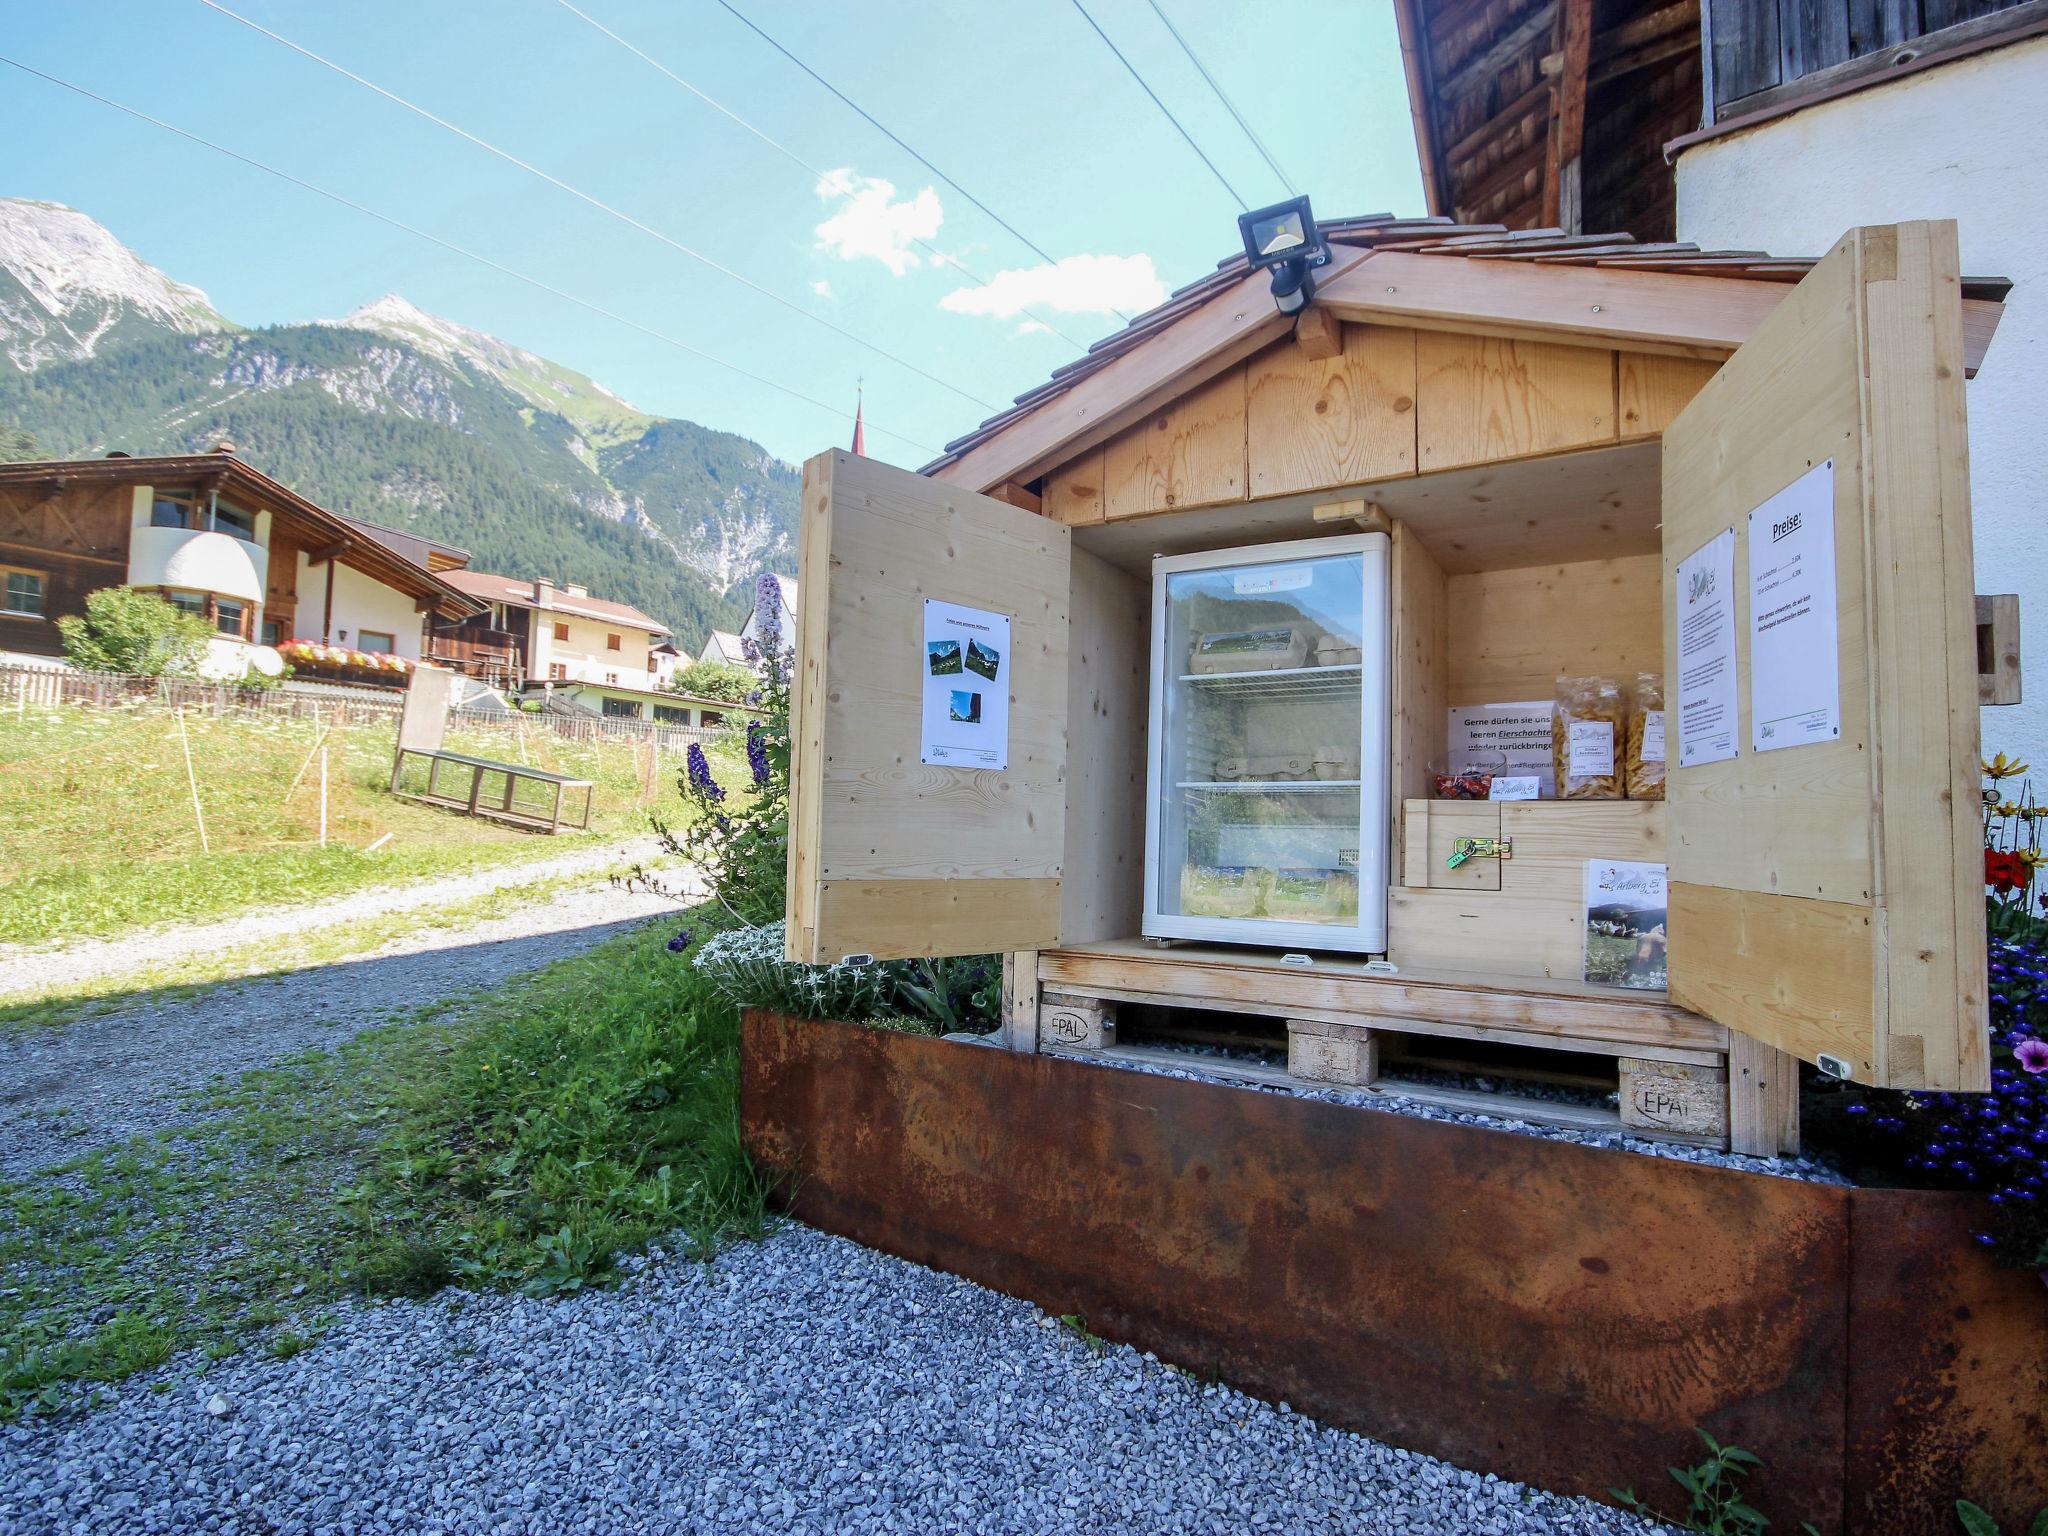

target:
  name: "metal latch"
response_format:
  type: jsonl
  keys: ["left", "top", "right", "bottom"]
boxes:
{"left": 1446, "top": 835, "right": 1512, "bottom": 870}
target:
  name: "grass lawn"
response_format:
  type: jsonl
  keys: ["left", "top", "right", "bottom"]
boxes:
{"left": 0, "top": 917, "right": 768, "bottom": 1419}
{"left": 0, "top": 704, "right": 743, "bottom": 945}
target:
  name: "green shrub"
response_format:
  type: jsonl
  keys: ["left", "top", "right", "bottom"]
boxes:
{"left": 669, "top": 658, "right": 759, "bottom": 704}
{"left": 57, "top": 586, "right": 213, "bottom": 676}
{"left": 694, "top": 920, "right": 893, "bottom": 1021}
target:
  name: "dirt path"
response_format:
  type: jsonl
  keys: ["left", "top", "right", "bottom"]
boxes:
{"left": 0, "top": 866, "right": 691, "bottom": 1177}
{"left": 0, "top": 836, "right": 669, "bottom": 1002}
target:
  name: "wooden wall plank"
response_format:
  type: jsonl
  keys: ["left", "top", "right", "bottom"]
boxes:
{"left": 1043, "top": 445, "right": 1106, "bottom": 525}
{"left": 1248, "top": 325, "right": 1419, "bottom": 498}
{"left": 1062, "top": 548, "right": 1149, "bottom": 943}
{"left": 1445, "top": 554, "right": 1662, "bottom": 703}
{"left": 1390, "top": 521, "right": 1449, "bottom": 863}
{"left": 1618, "top": 353, "right": 1721, "bottom": 439}
{"left": 1103, "top": 365, "right": 1247, "bottom": 519}
{"left": 1862, "top": 221, "right": 1988, "bottom": 1093}
{"left": 1415, "top": 333, "right": 1617, "bottom": 472}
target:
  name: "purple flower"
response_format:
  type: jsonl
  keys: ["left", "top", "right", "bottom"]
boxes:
{"left": 745, "top": 722, "right": 771, "bottom": 788}
{"left": 2018, "top": 1038, "right": 2048, "bottom": 1075}
{"left": 686, "top": 742, "right": 724, "bottom": 803}
{"left": 666, "top": 928, "right": 693, "bottom": 954}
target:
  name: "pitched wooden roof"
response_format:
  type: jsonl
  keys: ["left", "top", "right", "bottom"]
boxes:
{"left": 0, "top": 451, "right": 485, "bottom": 618}
{"left": 921, "top": 215, "right": 2011, "bottom": 495}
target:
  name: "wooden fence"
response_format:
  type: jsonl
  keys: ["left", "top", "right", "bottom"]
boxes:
{"left": 0, "top": 659, "right": 724, "bottom": 751}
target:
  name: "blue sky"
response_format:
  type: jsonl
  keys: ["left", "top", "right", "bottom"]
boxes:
{"left": 2, "top": 0, "right": 1424, "bottom": 467}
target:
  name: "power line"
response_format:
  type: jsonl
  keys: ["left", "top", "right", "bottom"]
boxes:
{"left": 195, "top": 0, "right": 999, "bottom": 412}
{"left": 0, "top": 54, "right": 939, "bottom": 457}
{"left": 552, "top": 0, "right": 1094, "bottom": 352}
{"left": 707, "top": 0, "right": 1133, "bottom": 324}
{"left": 1067, "top": 0, "right": 1248, "bottom": 213}
{"left": 1143, "top": 0, "right": 1298, "bottom": 198}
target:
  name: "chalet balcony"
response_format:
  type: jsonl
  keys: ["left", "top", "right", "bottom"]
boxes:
{"left": 127, "top": 524, "right": 267, "bottom": 603}
{"left": 426, "top": 629, "right": 525, "bottom": 687}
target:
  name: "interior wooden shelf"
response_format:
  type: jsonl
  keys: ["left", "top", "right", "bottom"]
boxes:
{"left": 1181, "top": 779, "right": 1361, "bottom": 791}
{"left": 1180, "top": 663, "right": 1362, "bottom": 700}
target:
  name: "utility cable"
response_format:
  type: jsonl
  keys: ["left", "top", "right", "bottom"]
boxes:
{"left": 195, "top": 0, "right": 999, "bottom": 411}
{"left": 0, "top": 55, "right": 940, "bottom": 457}
{"left": 1067, "top": 0, "right": 1248, "bottom": 212}
{"left": 1143, "top": 0, "right": 1298, "bottom": 198}
{"left": 706, "top": 0, "right": 1133, "bottom": 324}
{"left": 552, "top": 0, "right": 1093, "bottom": 351}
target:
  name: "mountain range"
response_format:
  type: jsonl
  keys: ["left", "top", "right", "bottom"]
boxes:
{"left": 0, "top": 198, "right": 799, "bottom": 647}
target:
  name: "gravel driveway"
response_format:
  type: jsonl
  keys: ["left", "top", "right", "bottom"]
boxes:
{"left": 0, "top": 1223, "right": 1671, "bottom": 1536}
{"left": 0, "top": 870, "right": 687, "bottom": 1176}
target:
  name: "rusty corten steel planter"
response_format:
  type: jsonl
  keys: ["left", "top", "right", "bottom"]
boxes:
{"left": 740, "top": 1011, "right": 2048, "bottom": 1535}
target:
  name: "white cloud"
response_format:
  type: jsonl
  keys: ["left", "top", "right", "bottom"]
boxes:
{"left": 939, "top": 253, "right": 1168, "bottom": 320}
{"left": 1013, "top": 319, "right": 1053, "bottom": 337}
{"left": 810, "top": 279, "right": 834, "bottom": 299}
{"left": 814, "top": 168, "right": 941, "bottom": 277}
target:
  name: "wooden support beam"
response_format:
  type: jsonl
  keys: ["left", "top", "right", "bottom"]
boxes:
{"left": 1294, "top": 306, "right": 1344, "bottom": 360}
{"left": 1445, "top": 78, "right": 1551, "bottom": 167}
{"left": 1311, "top": 498, "right": 1391, "bottom": 534}
{"left": 1440, "top": 1, "right": 1558, "bottom": 100}
{"left": 1544, "top": 0, "right": 1593, "bottom": 233}
{"left": 986, "top": 481, "right": 1043, "bottom": 515}
{"left": 304, "top": 540, "right": 350, "bottom": 566}
{"left": 1455, "top": 140, "right": 1548, "bottom": 221}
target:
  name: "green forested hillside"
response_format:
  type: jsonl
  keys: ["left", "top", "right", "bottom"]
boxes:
{"left": 0, "top": 323, "right": 793, "bottom": 644}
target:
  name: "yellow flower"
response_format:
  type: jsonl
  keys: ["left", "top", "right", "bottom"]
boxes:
{"left": 1998, "top": 801, "right": 2023, "bottom": 819}
{"left": 1984, "top": 752, "right": 2030, "bottom": 781}
{"left": 2020, "top": 848, "right": 2047, "bottom": 871}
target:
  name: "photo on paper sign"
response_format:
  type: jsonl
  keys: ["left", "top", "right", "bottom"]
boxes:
{"left": 948, "top": 690, "right": 982, "bottom": 724}
{"left": 927, "top": 639, "right": 964, "bottom": 676}
{"left": 1583, "top": 860, "right": 1668, "bottom": 991}
{"left": 964, "top": 638, "right": 1002, "bottom": 681}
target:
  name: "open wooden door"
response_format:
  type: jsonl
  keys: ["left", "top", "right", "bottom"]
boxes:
{"left": 1662, "top": 222, "right": 1988, "bottom": 1091}
{"left": 785, "top": 450, "right": 1071, "bottom": 963}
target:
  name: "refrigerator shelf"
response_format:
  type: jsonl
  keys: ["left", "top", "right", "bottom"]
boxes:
{"left": 1177, "top": 780, "right": 1363, "bottom": 791}
{"left": 1176, "top": 664, "right": 1363, "bottom": 701}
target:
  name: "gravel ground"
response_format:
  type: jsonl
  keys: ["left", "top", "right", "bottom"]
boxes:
{"left": 0, "top": 836, "right": 668, "bottom": 1001}
{"left": 0, "top": 871, "right": 689, "bottom": 1177}
{"left": 0, "top": 1222, "right": 1673, "bottom": 1536}
{"left": 1090, "top": 1039, "right": 1851, "bottom": 1184}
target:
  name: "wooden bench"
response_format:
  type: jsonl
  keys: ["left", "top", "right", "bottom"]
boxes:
{"left": 389, "top": 747, "right": 593, "bottom": 834}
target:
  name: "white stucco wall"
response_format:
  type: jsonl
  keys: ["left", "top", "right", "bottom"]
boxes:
{"left": 293, "top": 553, "right": 425, "bottom": 658}
{"left": 527, "top": 607, "right": 659, "bottom": 686}
{"left": 1675, "top": 34, "right": 2048, "bottom": 771}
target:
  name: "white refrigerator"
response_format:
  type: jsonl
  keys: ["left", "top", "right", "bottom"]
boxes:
{"left": 1143, "top": 533, "right": 1390, "bottom": 954}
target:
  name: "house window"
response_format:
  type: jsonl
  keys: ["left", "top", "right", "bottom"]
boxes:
{"left": 164, "top": 589, "right": 207, "bottom": 617}
{"left": 653, "top": 704, "right": 688, "bottom": 724}
{"left": 151, "top": 493, "right": 200, "bottom": 530}
{"left": 213, "top": 598, "right": 248, "bottom": 638}
{"left": 1, "top": 565, "right": 45, "bottom": 617}
{"left": 605, "top": 671, "right": 619, "bottom": 685}
{"left": 358, "top": 630, "right": 395, "bottom": 654}
{"left": 553, "top": 622, "right": 570, "bottom": 642}
{"left": 212, "top": 500, "right": 258, "bottom": 542}
{"left": 699, "top": 710, "right": 724, "bottom": 727}
{"left": 261, "top": 619, "right": 283, "bottom": 646}
{"left": 606, "top": 633, "right": 622, "bottom": 651}
{"left": 549, "top": 663, "right": 567, "bottom": 681}
{"left": 601, "top": 697, "right": 639, "bottom": 719}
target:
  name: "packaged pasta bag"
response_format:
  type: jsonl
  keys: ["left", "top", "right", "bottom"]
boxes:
{"left": 1552, "top": 676, "right": 1623, "bottom": 799}
{"left": 1626, "top": 672, "right": 1666, "bottom": 801}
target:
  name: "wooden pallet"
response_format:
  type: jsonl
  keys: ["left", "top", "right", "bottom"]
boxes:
{"left": 1026, "top": 943, "right": 1795, "bottom": 1153}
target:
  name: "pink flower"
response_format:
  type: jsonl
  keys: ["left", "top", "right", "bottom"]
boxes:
{"left": 2017, "top": 1038, "right": 2048, "bottom": 1075}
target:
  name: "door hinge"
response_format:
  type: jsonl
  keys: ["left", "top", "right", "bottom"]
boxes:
{"left": 1445, "top": 836, "right": 1512, "bottom": 870}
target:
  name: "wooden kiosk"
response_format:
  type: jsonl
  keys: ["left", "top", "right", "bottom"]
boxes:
{"left": 784, "top": 218, "right": 2007, "bottom": 1156}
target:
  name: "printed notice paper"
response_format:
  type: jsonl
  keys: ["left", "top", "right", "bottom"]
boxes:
{"left": 1748, "top": 460, "right": 1841, "bottom": 753}
{"left": 1674, "top": 529, "right": 1738, "bottom": 768}
{"left": 921, "top": 599, "right": 1011, "bottom": 770}
{"left": 1447, "top": 702, "right": 1556, "bottom": 795}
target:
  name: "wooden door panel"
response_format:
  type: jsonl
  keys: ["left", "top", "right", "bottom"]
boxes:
{"left": 786, "top": 450, "right": 1071, "bottom": 963}
{"left": 1662, "top": 223, "right": 1986, "bottom": 1091}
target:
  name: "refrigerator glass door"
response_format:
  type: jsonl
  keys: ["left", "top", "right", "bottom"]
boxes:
{"left": 1148, "top": 539, "right": 1385, "bottom": 951}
